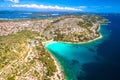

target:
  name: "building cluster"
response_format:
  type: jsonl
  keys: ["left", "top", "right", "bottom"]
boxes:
{"left": 0, "top": 15, "right": 103, "bottom": 42}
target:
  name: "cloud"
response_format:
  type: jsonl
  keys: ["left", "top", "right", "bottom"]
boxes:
{"left": 5, "top": 0, "right": 19, "bottom": 3}
{"left": 79, "top": 6, "right": 87, "bottom": 9}
{"left": 12, "top": 4, "right": 83, "bottom": 11}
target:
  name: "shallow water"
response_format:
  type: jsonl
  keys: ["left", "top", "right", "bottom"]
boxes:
{"left": 46, "top": 25, "right": 109, "bottom": 80}
{"left": 45, "top": 14, "right": 120, "bottom": 80}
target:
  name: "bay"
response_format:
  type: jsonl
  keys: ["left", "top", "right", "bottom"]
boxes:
{"left": 45, "top": 14, "right": 120, "bottom": 80}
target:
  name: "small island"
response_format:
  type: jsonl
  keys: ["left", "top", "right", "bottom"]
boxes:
{"left": 0, "top": 15, "right": 107, "bottom": 80}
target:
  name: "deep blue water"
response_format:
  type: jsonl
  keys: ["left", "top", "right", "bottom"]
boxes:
{"left": 81, "top": 15, "right": 120, "bottom": 80}
{"left": 0, "top": 11, "right": 62, "bottom": 20}
{"left": 46, "top": 14, "right": 120, "bottom": 80}
{"left": 0, "top": 12, "right": 120, "bottom": 80}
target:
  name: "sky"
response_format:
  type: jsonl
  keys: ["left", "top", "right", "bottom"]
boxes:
{"left": 0, "top": 0, "right": 120, "bottom": 13}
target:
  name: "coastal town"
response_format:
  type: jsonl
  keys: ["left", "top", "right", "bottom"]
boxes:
{"left": 0, "top": 15, "right": 107, "bottom": 80}
{"left": 0, "top": 15, "right": 107, "bottom": 42}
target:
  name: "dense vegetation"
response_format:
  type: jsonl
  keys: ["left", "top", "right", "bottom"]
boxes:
{"left": 0, "top": 30, "right": 57, "bottom": 80}
{"left": 0, "top": 30, "right": 38, "bottom": 68}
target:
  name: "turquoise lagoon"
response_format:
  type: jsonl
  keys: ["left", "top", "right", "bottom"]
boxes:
{"left": 45, "top": 23, "right": 110, "bottom": 80}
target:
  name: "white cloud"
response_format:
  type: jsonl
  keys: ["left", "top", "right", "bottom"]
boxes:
{"left": 12, "top": 4, "right": 83, "bottom": 11}
{"left": 5, "top": 0, "right": 19, "bottom": 3}
{"left": 79, "top": 6, "right": 87, "bottom": 9}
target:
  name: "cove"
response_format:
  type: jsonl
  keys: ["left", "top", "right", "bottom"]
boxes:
{"left": 45, "top": 18, "right": 110, "bottom": 80}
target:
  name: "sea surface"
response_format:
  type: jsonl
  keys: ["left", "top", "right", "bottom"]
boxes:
{"left": 0, "top": 11, "right": 62, "bottom": 20}
{"left": 0, "top": 12, "right": 120, "bottom": 80}
{"left": 0, "top": 11, "right": 79, "bottom": 20}
{"left": 45, "top": 14, "right": 120, "bottom": 80}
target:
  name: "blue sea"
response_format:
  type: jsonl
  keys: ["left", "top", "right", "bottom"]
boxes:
{"left": 0, "top": 11, "right": 76, "bottom": 20}
{"left": 0, "top": 11, "right": 62, "bottom": 20}
{"left": 45, "top": 14, "right": 120, "bottom": 80}
{"left": 0, "top": 12, "right": 120, "bottom": 80}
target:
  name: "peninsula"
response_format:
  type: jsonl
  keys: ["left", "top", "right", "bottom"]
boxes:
{"left": 0, "top": 14, "right": 107, "bottom": 80}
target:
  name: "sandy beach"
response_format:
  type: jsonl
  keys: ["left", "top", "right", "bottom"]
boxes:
{"left": 45, "top": 46, "right": 65, "bottom": 80}
{"left": 44, "top": 23, "right": 103, "bottom": 45}
{"left": 43, "top": 23, "right": 103, "bottom": 80}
